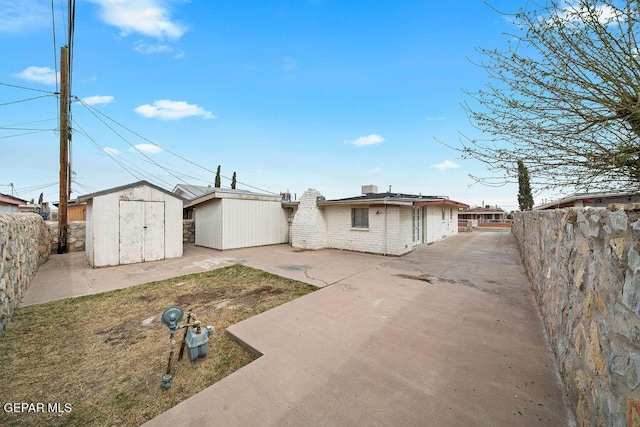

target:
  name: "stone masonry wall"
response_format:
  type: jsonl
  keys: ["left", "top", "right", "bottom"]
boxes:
{"left": 47, "top": 221, "right": 86, "bottom": 253}
{"left": 512, "top": 206, "right": 640, "bottom": 427}
{"left": 0, "top": 213, "right": 52, "bottom": 335}
{"left": 45, "top": 219, "right": 195, "bottom": 251}
{"left": 183, "top": 219, "right": 195, "bottom": 244}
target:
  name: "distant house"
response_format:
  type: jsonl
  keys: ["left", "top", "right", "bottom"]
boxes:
{"left": 459, "top": 206, "right": 509, "bottom": 227}
{"left": 187, "top": 188, "right": 295, "bottom": 250}
{"left": 0, "top": 193, "right": 27, "bottom": 213}
{"left": 18, "top": 202, "right": 50, "bottom": 219}
{"left": 534, "top": 190, "right": 640, "bottom": 210}
{"left": 292, "top": 186, "right": 469, "bottom": 256}
{"left": 78, "top": 181, "right": 184, "bottom": 267}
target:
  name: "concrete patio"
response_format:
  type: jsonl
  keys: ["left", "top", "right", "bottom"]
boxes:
{"left": 24, "top": 229, "right": 575, "bottom": 426}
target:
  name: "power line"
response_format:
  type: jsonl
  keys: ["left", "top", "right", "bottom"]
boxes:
{"left": 0, "top": 82, "right": 56, "bottom": 94}
{"left": 0, "top": 118, "right": 57, "bottom": 128}
{"left": 71, "top": 178, "right": 96, "bottom": 194}
{"left": 15, "top": 182, "right": 59, "bottom": 193}
{"left": 72, "top": 118, "right": 176, "bottom": 189}
{"left": 51, "top": 0, "right": 59, "bottom": 95}
{"left": 76, "top": 98, "right": 212, "bottom": 189}
{"left": 0, "top": 130, "right": 52, "bottom": 139}
{"left": 0, "top": 127, "right": 54, "bottom": 131}
{"left": 0, "top": 94, "right": 56, "bottom": 107}
{"left": 76, "top": 99, "right": 279, "bottom": 194}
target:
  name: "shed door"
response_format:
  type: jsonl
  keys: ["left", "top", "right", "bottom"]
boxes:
{"left": 119, "top": 201, "right": 165, "bottom": 264}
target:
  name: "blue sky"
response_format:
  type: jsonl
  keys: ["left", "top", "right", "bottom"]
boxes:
{"left": 1, "top": 0, "right": 558, "bottom": 211}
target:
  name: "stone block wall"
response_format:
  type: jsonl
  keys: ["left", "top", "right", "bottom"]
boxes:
{"left": 46, "top": 221, "right": 86, "bottom": 253}
{"left": 0, "top": 213, "right": 52, "bottom": 335}
{"left": 512, "top": 206, "right": 640, "bottom": 427}
{"left": 183, "top": 219, "right": 195, "bottom": 243}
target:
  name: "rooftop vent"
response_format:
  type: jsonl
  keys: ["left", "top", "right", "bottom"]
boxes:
{"left": 361, "top": 185, "right": 378, "bottom": 196}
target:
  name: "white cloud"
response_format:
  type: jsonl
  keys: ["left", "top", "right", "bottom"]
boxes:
{"left": 432, "top": 160, "right": 460, "bottom": 170}
{"left": 130, "top": 144, "right": 164, "bottom": 154}
{"left": 344, "top": 134, "right": 384, "bottom": 147}
{"left": 559, "top": 3, "right": 621, "bottom": 25}
{"left": 82, "top": 95, "right": 115, "bottom": 106}
{"left": 134, "top": 100, "right": 216, "bottom": 120}
{"left": 426, "top": 116, "right": 446, "bottom": 121}
{"left": 0, "top": 1, "right": 50, "bottom": 34}
{"left": 103, "top": 147, "right": 121, "bottom": 155}
{"left": 14, "top": 66, "right": 58, "bottom": 85}
{"left": 88, "top": 0, "right": 187, "bottom": 40}
{"left": 134, "top": 40, "right": 173, "bottom": 54}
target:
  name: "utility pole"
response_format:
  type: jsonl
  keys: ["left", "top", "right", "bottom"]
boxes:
{"left": 58, "top": 45, "right": 70, "bottom": 254}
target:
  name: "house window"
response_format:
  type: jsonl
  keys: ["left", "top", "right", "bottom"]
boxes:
{"left": 351, "top": 208, "right": 369, "bottom": 228}
{"left": 441, "top": 208, "right": 445, "bottom": 221}
{"left": 450, "top": 208, "right": 453, "bottom": 220}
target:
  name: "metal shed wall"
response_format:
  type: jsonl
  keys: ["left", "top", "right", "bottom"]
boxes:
{"left": 194, "top": 199, "right": 223, "bottom": 249}
{"left": 221, "top": 198, "right": 290, "bottom": 250}
{"left": 194, "top": 198, "right": 290, "bottom": 250}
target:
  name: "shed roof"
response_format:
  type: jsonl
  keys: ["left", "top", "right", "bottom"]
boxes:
{"left": 172, "top": 184, "right": 213, "bottom": 200}
{"left": 77, "top": 180, "right": 186, "bottom": 203}
{"left": 186, "top": 187, "right": 283, "bottom": 208}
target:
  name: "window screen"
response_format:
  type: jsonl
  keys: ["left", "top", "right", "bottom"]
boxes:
{"left": 351, "top": 208, "right": 369, "bottom": 228}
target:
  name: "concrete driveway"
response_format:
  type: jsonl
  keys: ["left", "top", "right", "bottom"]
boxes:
{"left": 24, "top": 230, "right": 575, "bottom": 426}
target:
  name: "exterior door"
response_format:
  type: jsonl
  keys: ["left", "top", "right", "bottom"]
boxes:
{"left": 412, "top": 207, "right": 422, "bottom": 246}
{"left": 119, "top": 201, "right": 165, "bottom": 264}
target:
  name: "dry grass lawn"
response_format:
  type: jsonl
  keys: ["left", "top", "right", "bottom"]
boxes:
{"left": 0, "top": 264, "right": 316, "bottom": 426}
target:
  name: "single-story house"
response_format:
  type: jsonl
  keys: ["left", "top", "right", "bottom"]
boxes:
{"left": 292, "top": 186, "right": 469, "bottom": 256}
{"left": 534, "top": 190, "right": 640, "bottom": 210}
{"left": 0, "top": 193, "right": 27, "bottom": 213}
{"left": 18, "top": 202, "right": 50, "bottom": 219}
{"left": 187, "top": 188, "right": 296, "bottom": 250}
{"left": 78, "top": 180, "right": 185, "bottom": 267}
{"left": 459, "top": 206, "right": 509, "bottom": 227}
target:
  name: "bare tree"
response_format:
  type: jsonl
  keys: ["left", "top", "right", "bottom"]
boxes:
{"left": 457, "top": 0, "right": 640, "bottom": 192}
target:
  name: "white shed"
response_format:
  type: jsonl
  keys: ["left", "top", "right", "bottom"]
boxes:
{"left": 188, "top": 188, "right": 293, "bottom": 250}
{"left": 79, "top": 181, "right": 184, "bottom": 267}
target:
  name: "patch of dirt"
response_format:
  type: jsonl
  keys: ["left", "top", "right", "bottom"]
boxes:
{"left": 0, "top": 264, "right": 316, "bottom": 427}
